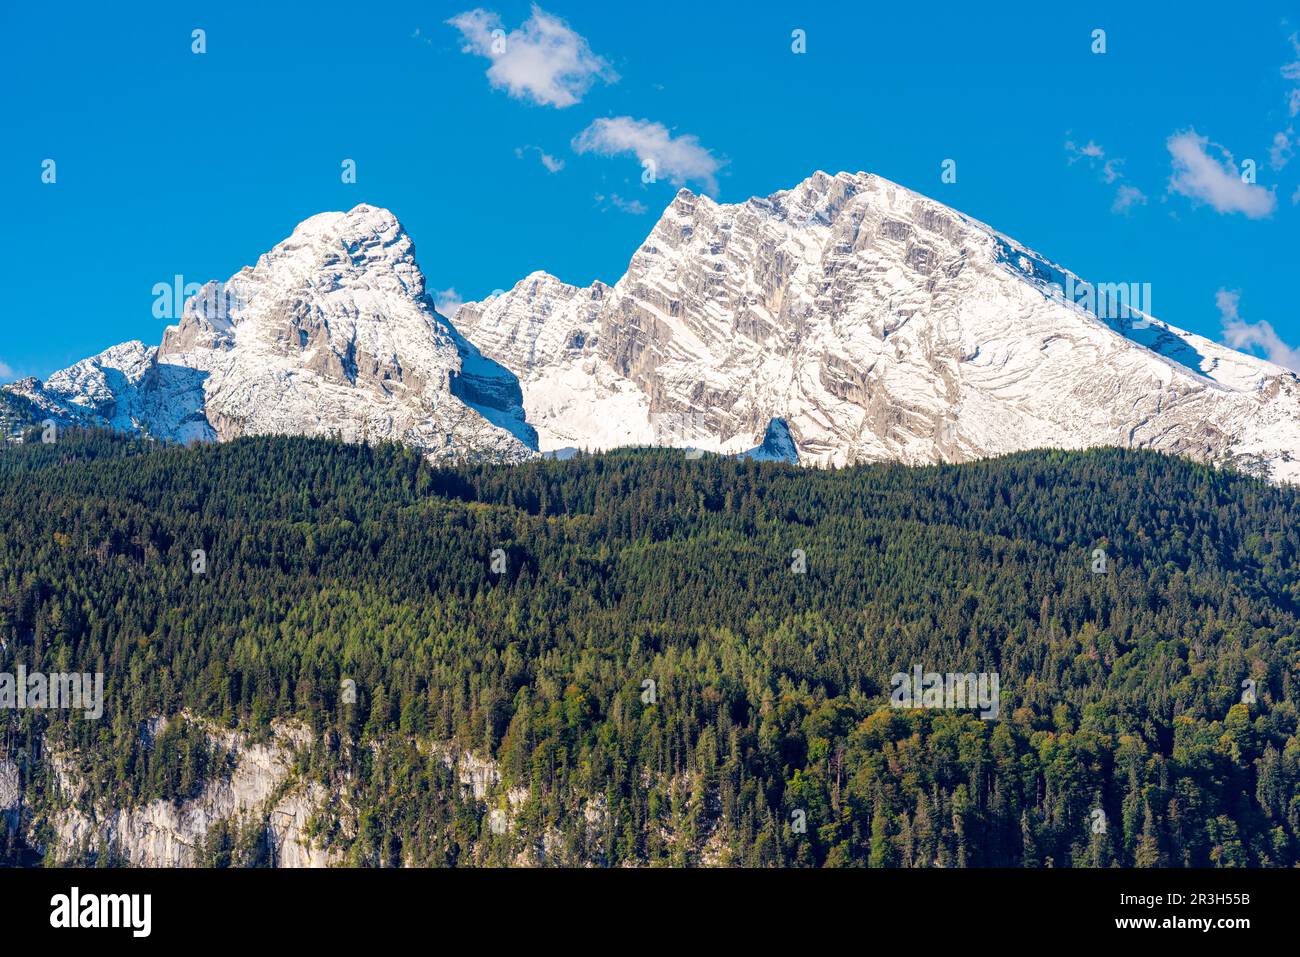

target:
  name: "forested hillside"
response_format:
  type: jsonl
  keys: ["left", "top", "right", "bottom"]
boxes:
{"left": 1, "top": 430, "right": 1298, "bottom": 867}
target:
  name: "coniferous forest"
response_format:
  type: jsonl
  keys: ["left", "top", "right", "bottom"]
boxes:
{"left": 1, "top": 429, "right": 1298, "bottom": 867}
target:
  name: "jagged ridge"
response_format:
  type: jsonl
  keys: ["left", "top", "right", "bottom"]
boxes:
{"left": 454, "top": 170, "right": 1300, "bottom": 481}
{"left": 3, "top": 205, "right": 536, "bottom": 463}
{"left": 8, "top": 173, "right": 1300, "bottom": 480}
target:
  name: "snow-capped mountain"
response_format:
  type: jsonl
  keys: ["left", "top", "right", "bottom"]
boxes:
{"left": 455, "top": 170, "right": 1300, "bottom": 480}
{"left": 7, "top": 171, "right": 1300, "bottom": 480}
{"left": 2, "top": 205, "right": 535, "bottom": 461}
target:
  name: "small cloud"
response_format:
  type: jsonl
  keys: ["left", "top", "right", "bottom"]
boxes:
{"left": 411, "top": 27, "right": 432, "bottom": 47}
{"left": 1064, "top": 134, "right": 1145, "bottom": 215}
{"left": 1218, "top": 289, "right": 1300, "bottom": 372}
{"left": 1112, "top": 184, "right": 1148, "bottom": 215}
{"left": 1166, "top": 130, "right": 1277, "bottom": 218}
{"left": 1269, "top": 130, "right": 1294, "bottom": 171}
{"left": 1283, "top": 33, "right": 1300, "bottom": 117}
{"left": 1293, "top": 183, "right": 1300, "bottom": 205}
{"left": 1268, "top": 34, "right": 1300, "bottom": 170}
{"left": 572, "top": 116, "right": 723, "bottom": 194}
{"left": 0, "top": 359, "right": 14, "bottom": 382}
{"left": 433, "top": 288, "right": 465, "bottom": 319}
{"left": 1064, "top": 138, "right": 1106, "bottom": 164}
{"left": 515, "top": 145, "right": 564, "bottom": 173}
{"left": 594, "top": 193, "right": 648, "bottom": 215}
{"left": 447, "top": 5, "right": 617, "bottom": 108}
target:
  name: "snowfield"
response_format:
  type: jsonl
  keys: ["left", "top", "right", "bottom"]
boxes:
{"left": 7, "top": 171, "right": 1300, "bottom": 480}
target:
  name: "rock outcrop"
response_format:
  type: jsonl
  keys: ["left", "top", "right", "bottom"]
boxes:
{"left": 455, "top": 171, "right": 1300, "bottom": 479}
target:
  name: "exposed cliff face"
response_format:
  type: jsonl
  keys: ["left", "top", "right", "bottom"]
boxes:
{"left": 2, "top": 206, "right": 536, "bottom": 463}
{"left": 21, "top": 722, "right": 595, "bottom": 867}
{"left": 0, "top": 759, "right": 17, "bottom": 814}
{"left": 9, "top": 171, "right": 1299, "bottom": 477}
{"left": 421, "top": 745, "right": 623, "bottom": 868}
{"left": 455, "top": 171, "right": 1300, "bottom": 479}
{"left": 40, "top": 718, "right": 341, "bottom": 868}
{"left": 15, "top": 719, "right": 754, "bottom": 867}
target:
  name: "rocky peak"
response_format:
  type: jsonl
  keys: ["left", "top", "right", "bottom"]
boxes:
{"left": 455, "top": 170, "right": 1300, "bottom": 479}
{"left": 8, "top": 173, "right": 1300, "bottom": 480}
{"left": 4, "top": 205, "right": 536, "bottom": 461}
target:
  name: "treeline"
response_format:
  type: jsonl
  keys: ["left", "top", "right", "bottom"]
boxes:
{"left": 0, "top": 429, "right": 1298, "bottom": 866}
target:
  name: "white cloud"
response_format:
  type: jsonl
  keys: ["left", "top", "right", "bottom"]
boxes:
{"left": 515, "top": 145, "right": 564, "bottom": 173}
{"left": 1218, "top": 289, "right": 1300, "bottom": 372}
{"left": 1283, "top": 33, "right": 1300, "bottom": 117}
{"left": 1269, "top": 34, "right": 1300, "bottom": 170}
{"left": 1064, "top": 134, "right": 1146, "bottom": 215}
{"left": 1064, "top": 138, "right": 1105, "bottom": 163}
{"left": 0, "top": 359, "right": 13, "bottom": 381}
{"left": 572, "top": 116, "right": 723, "bottom": 194}
{"left": 1269, "top": 130, "right": 1294, "bottom": 171}
{"left": 432, "top": 288, "right": 465, "bottom": 319}
{"left": 1166, "top": 130, "right": 1277, "bottom": 218}
{"left": 1112, "top": 184, "right": 1148, "bottom": 215}
{"left": 594, "top": 193, "right": 648, "bottom": 215}
{"left": 447, "top": 5, "right": 617, "bottom": 108}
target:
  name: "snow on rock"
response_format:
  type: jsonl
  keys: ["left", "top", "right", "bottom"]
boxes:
{"left": 4, "top": 205, "right": 535, "bottom": 463}
{"left": 456, "top": 170, "right": 1300, "bottom": 481}
{"left": 9, "top": 175, "right": 1300, "bottom": 481}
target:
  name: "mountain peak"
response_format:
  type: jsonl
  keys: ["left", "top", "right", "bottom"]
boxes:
{"left": 457, "top": 167, "right": 1300, "bottom": 480}
{"left": 10, "top": 168, "right": 1300, "bottom": 481}
{"left": 286, "top": 203, "right": 406, "bottom": 248}
{"left": 243, "top": 203, "right": 422, "bottom": 303}
{"left": 7, "top": 204, "right": 535, "bottom": 462}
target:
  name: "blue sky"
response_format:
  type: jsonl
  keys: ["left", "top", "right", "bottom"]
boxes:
{"left": 2, "top": 1, "right": 1298, "bottom": 380}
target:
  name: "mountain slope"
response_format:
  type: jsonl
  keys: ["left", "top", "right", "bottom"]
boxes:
{"left": 455, "top": 171, "right": 1300, "bottom": 480}
{"left": 3, "top": 206, "right": 535, "bottom": 462}
{"left": 9, "top": 173, "right": 1300, "bottom": 479}
{"left": 3, "top": 433, "right": 1298, "bottom": 867}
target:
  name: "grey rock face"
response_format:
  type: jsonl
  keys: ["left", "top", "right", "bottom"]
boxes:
{"left": 42, "top": 719, "right": 340, "bottom": 867}
{"left": 456, "top": 171, "right": 1300, "bottom": 481}
{"left": 3, "top": 205, "right": 536, "bottom": 462}
{"left": 9, "top": 175, "right": 1300, "bottom": 480}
